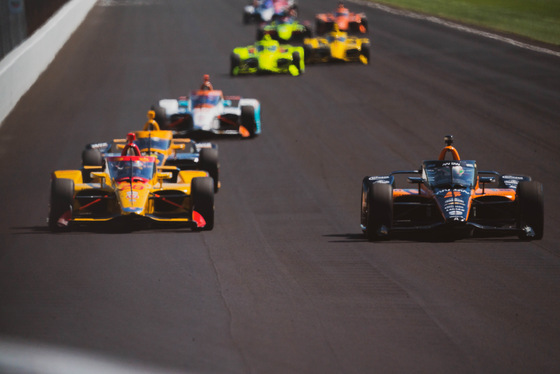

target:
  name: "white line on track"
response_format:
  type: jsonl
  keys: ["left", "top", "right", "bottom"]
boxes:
{"left": 349, "top": 0, "right": 560, "bottom": 58}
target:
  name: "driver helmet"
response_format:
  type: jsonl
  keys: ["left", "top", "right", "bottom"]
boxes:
{"left": 122, "top": 132, "right": 141, "bottom": 156}
{"left": 200, "top": 74, "right": 213, "bottom": 91}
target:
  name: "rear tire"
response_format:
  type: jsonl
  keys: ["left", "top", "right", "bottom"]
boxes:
{"left": 517, "top": 181, "right": 544, "bottom": 240}
{"left": 240, "top": 105, "right": 257, "bottom": 138}
{"left": 362, "top": 19, "right": 369, "bottom": 33}
{"left": 152, "top": 105, "right": 168, "bottom": 128}
{"left": 192, "top": 177, "right": 214, "bottom": 230}
{"left": 365, "top": 183, "right": 393, "bottom": 241}
{"left": 199, "top": 148, "right": 220, "bottom": 192}
{"left": 48, "top": 178, "right": 74, "bottom": 232}
{"left": 82, "top": 148, "right": 103, "bottom": 167}
{"left": 315, "top": 19, "right": 326, "bottom": 35}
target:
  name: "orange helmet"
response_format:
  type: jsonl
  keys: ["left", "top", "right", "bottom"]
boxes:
{"left": 200, "top": 74, "right": 213, "bottom": 91}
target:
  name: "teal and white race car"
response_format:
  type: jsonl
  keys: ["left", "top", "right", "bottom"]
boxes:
{"left": 152, "top": 75, "right": 261, "bottom": 139}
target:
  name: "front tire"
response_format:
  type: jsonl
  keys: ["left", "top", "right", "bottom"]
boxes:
{"left": 292, "top": 51, "right": 303, "bottom": 74}
{"left": 192, "top": 177, "right": 214, "bottom": 231}
{"left": 517, "top": 181, "right": 544, "bottom": 240}
{"left": 48, "top": 178, "right": 74, "bottom": 232}
{"left": 230, "top": 53, "right": 241, "bottom": 76}
{"left": 365, "top": 183, "right": 393, "bottom": 241}
{"left": 361, "top": 44, "right": 370, "bottom": 65}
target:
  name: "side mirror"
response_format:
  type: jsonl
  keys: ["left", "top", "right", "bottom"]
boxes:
{"left": 479, "top": 176, "right": 495, "bottom": 194}
{"left": 408, "top": 176, "right": 423, "bottom": 184}
{"left": 157, "top": 172, "right": 173, "bottom": 180}
{"left": 90, "top": 172, "right": 107, "bottom": 186}
{"left": 479, "top": 176, "right": 495, "bottom": 184}
{"left": 408, "top": 176, "right": 423, "bottom": 194}
{"left": 157, "top": 172, "right": 173, "bottom": 187}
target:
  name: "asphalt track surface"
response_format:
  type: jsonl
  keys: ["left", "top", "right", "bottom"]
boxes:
{"left": 1, "top": 0, "right": 559, "bottom": 373}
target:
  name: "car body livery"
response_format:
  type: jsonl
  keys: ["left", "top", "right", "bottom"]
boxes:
{"left": 49, "top": 155, "right": 214, "bottom": 232}
{"left": 304, "top": 25, "right": 370, "bottom": 64}
{"left": 361, "top": 136, "right": 544, "bottom": 241}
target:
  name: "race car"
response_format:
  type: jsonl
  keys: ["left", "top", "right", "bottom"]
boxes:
{"left": 231, "top": 34, "right": 305, "bottom": 76}
{"left": 315, "top": 1, "right": 368, "bottom": 35}
{"left": 256, "top": 17, "right": 312, "bottom": 43}
{"left": 243, "top": 0, "right": 297, "bottom": 24}
{"left": 152, "top": 75, "right": 261, "bottom": 138}
{"left": 48, "top": 150, "right": 215, "bottom": 232}
{"left": 303, "top": 25, "right": 370, "bottom": 64}
{"left": 82, "top": 111, "right": 220, "bottom": 192}
{"left": 361, "top": 135, "right": 544, "bottom": 241}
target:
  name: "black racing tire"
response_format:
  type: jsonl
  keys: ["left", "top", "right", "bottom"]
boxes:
{"left": 517, "top": 181, "right": 544, "bottom": 240}
{"left": 151, "top": 105, "right": 168, "bottom": 128}
{"left": 199, "top": 148, "right": 220, "bottom": 193}
{"left": 82, "top": 148, "right": 103, "bottom": 167}
{"left": 48, "top": 178, "right": 74, "bottom": 232}
{"left": 230, "top": 53, "right": 241, "bottom": 76}
{"left": 256, "top": 28, "right": 265, "bottom": 41}
{"left": 362, "top": 18, "right": 369, "bottom": 33}
{"left": 303, "top": 44, "right": 312, "bottom": 63}
{"left": 240, "top": 105, "right": 257, "bottom": 138}
{"left": 361, "top": 44, "right": 370, "bottom": 65}
{"left": 315, "top": 19, "right": 325, "bottom": 35}
{"left": 365, "top": 183, "right": 393, "bottom": 241}
{"left": 292, "top": 51, "right": 303, "bottom": 74}
{"left": 191, "top": 177, "right": 214, "bottom": 231}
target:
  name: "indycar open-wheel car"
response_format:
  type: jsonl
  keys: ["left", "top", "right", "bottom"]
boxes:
{"left": 361, "top": 135, "right": 544, "bottom": 241}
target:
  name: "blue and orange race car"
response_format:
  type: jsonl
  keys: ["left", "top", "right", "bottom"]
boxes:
{"left": 361, "top": 136, "right": 544, "bottom": 241}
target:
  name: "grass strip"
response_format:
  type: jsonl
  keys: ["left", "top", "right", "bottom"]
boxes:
{"left": 364, "top": 0, "right": 560, "bottom": 45}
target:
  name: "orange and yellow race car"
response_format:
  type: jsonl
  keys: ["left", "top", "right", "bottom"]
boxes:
{"left": 49, "top": 144, "right": 214, "bottom": 232}
{"left": 361, "top": 135, "right": 544, "bottom": 241}
{"left": 304, "top": 25, "right": 370, "bottom": 64}
{"left": 315, "top": 2, "right": 368, "bottom": 35}
{"left": 82, "top": 111, "right": 220, "bottom": 192}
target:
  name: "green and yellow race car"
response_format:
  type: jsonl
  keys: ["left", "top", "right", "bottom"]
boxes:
{"left": 256, "top": 17, "right": 312, "bottom": 43}
{"left": 230, "top": 35, "right": 305, "bottom": 76}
